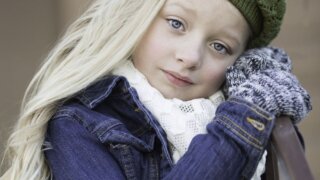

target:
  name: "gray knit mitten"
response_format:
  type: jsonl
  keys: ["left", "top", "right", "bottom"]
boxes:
{"left": 224, "top": 47, "right": 312, "bottom": 123}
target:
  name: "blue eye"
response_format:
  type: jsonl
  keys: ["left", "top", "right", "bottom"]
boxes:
{"left": 168, "top": 19, "right": 185, "bottom": 31}
{"left": 212, "top": 42, "right": 229, "bottom": 55}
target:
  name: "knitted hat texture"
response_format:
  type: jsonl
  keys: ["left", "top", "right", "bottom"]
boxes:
{"left": 229, "top": 0, "right": 286, "bottom": 48}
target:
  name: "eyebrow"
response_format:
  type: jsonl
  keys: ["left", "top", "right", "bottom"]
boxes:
{"left": 222, "top": 31, "right": 241, "bottom": 47}
{"left": 165, "top": 2, "right": 196, "bottom": 17}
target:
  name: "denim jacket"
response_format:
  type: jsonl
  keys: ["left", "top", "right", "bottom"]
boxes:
{"left": 44, "top": 75, "right": 275, "bottom": 180}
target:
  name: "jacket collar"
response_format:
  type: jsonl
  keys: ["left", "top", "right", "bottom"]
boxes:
{"left": 75, "top": 75, "right": 131, "bottom": 109}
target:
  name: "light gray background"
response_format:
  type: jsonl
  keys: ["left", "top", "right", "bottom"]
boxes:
{"left": 1, "top": 0, "right": 319, "bottom": 178}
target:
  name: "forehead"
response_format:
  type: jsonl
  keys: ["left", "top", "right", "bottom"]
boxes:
{"left": 164, "top": 0, "right": 244, "bottom": 20}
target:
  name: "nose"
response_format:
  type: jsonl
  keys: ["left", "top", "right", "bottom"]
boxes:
{"left": 175, "top": 38, "right": 204, "bottom": 69}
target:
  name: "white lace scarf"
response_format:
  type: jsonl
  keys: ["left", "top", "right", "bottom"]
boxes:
{"left": 112, "top": 61, "right": 266, "bottom": 180}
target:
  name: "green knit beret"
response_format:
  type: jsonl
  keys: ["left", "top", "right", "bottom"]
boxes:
{"left": 229, "top": 0, "right": 286, "bottom": 48}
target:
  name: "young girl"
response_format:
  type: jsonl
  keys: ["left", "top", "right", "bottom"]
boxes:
{"left": 1, "top": 0, "right": 311, "bottom": 179}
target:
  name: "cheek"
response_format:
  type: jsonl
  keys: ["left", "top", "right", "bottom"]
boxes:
{"left": 204, "top": 57, "right": 237, "bottom": 84}
{"left": 202, "top": 64, "right": 228, "bottom": 89}
{"left": 134, "top": 36, "right": 169, "bottom": 65}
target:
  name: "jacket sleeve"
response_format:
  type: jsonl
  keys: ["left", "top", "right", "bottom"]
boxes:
{"left": 44, "top": 115, "right": 126, "bottom": 180}
{"left": 164, "top": 97, "right": 275, "bottom": 180}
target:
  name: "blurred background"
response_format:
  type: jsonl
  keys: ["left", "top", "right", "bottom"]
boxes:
{"left": 0, "top": 0, "right": 319, "bottom": 178}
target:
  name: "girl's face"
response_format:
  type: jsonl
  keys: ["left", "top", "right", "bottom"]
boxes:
{"left": 132, "top": 0, "right": 251, "bottom": 100}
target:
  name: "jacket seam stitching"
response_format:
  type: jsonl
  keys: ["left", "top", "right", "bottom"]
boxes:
{"left": 217, "top": 116, "right": 263, "bottom": 150}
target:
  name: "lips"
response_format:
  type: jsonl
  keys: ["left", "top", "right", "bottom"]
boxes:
{"left": 163, "top": 70, "right": 194, "bottom": 87}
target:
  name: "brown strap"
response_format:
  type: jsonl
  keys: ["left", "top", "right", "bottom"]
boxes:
{"left": 266, "top": 117, "right": 314, "bottom": 180}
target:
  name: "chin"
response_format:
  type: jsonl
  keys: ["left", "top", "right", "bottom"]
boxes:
{"left": 158, "top": 86, "right": 204, "bottom": 101}
{"left": 162, "top": 92, "right": 194, "bottom": 101}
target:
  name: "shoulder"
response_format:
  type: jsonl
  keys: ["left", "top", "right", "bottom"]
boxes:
{"left": 45, "top": 103, "right": 127, "bottom": 180}
{"left": 47, "top": 73, "right": 147, "bottom": 142}
{"left": 47, "top": 75, "right": 129, "bottom": 143}
{"left": 51, "top": 75, "right": 131, "bottom": 128}
{"left": 48, "top": 98, "right": 124, "bottom": 145}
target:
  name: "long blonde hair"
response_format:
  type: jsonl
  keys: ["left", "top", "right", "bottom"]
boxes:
{"left": 1, "top": 0, "right": 166, "bottom": 179}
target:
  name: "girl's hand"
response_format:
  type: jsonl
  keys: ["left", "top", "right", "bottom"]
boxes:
{"left": 224, "top": 47, "right": 312, "bottom": 123}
